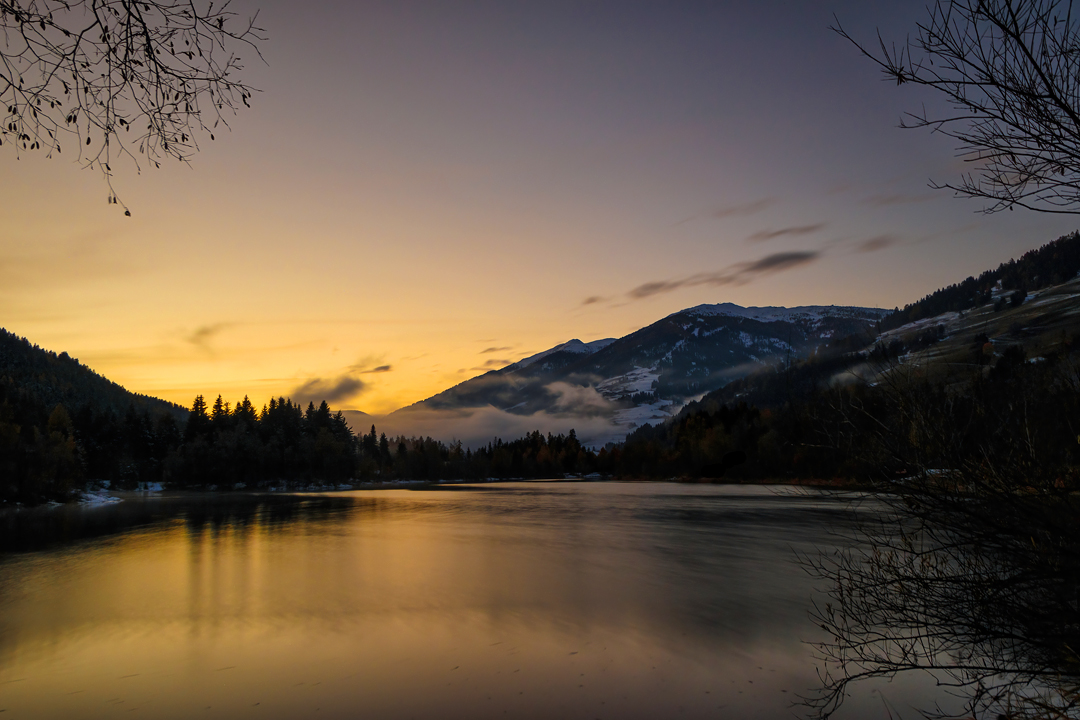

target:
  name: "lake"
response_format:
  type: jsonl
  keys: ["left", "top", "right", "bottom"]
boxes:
{"left": 0, "top": 482, "right": 949, "bottom": 719}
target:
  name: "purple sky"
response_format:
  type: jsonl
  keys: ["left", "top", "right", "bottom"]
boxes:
{"left": 3, "top": 0, "right": 1076, "bottom": 413}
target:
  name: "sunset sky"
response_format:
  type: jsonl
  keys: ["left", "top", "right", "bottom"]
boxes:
{"left": 4, "top": 0, "right": 1077, "bottom": 416}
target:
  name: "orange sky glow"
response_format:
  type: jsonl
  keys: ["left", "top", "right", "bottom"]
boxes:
{"left": 4, "top": 1, "right": 1077, "bottom": 416}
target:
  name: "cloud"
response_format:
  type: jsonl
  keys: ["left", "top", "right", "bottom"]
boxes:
{"left": 713, "top": 197, "right": 776, "bottom": 219}
{"left": 628, "top": 280, "right": 686, "bottom": 299}
{"left": 854, "top": 234, "right": 899, "bottom": 253}
{"left": 480, "top": 346, "right": 513, "bottom": 354}
{"left": 356, "top": 406, "right": 622, "bottom": 450}
{"left": 747, "top": 223, "right": 826, "bottom": 243}
{"left": 349, "top": 355, "right": 391, "bottom": 373}
{"left": 187, "top": 323, "right": 232, "bottom": 353}
{"left": 545, "top": 382, "right": 613, "bottom": 415}
{"left": 626, "top": 250, "right": 820, "bottom": 300}
{"left": 739, "top": 251, "right": 819, "bottom": 274}
{"left": 363, "top": 364, "right": 393, "bottom": 374}
{"left": 673, "top": 197, "right": 775, "bottom": 226}
{"left": 291, "top": 375, "right": 367, "bottom": 406}
{"left": 581, "top": 295, "right": 605, "bottom": 306}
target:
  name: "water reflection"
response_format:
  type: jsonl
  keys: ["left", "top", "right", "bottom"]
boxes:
{"left": 0, "top": 483, "right": 942, "bottom": 719}
{"left": 808, "top": 495, "right": 1080, "bottom": 720}
{"left": 0, "top": 493, "right": 359, "bottom": 553}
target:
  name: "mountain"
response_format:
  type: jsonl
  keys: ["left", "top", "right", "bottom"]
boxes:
{"left": 615, "top": 266, "right": 1080, "bottom": 485}
{"left": 514, "top": 338, "right": 618, "bottom": 368}
{"left": 0, "top": 329, "right": 185, "bottom": 420}
{"left": 679, "top": 244, "right": 1080, "bottom": 417}
{"left": 394, "top": 302, "right": 886, "bottom": 445}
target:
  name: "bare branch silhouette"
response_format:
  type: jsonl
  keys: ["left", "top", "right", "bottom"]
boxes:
{"left": 835, "top": 0, "right": 1080, "bottom": 214}
{"left": 0, "top": 0, "right": 265, "bottom": 212}
{"left": 804, "top": 354, "right": 1080, "bottom": 718}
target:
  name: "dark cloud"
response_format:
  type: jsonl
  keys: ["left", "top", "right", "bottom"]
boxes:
{"left": 628, "top": 280, "right": 687, "bottom": 300}
{"left": 482, "top": 358, "right": 512, "bottom": 368}
{"left": 855, "top": 235, "right": 899, "bottom": 253}
{"left": 747, "top": 223, "right": 826, "bottom": 242}
{"left": 292, "top": 375, "right": 367, "bottom": 406}
{"left": 673, "top": 198, "right": 775, "bottom": 226}
{"left": 480, "top": 346, "right": 513, "bottom": 354}
{"left": 740, "top": 251, "right": 819, "bottom": 273}
{"left": 349, "top": 355, "right": 390, "bottom": 373}
{"left": 712, "top": 197, "right": 776, "bottom": 219}
{"left": 363, "top": 364, "right": 393, "bottom": 374}
{"left": 581, "top": 295, "right": 605, "bottom": 306}
{"left": 187, "top": 323, "right": 231, "bottom": 353}
{"left": 627, "top": 251, "right": 820, "bottom": 300}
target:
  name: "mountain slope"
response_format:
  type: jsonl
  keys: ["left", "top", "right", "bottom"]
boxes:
{"left": 0, "top": 329, "right": 189, "bottom": 501}
{"left": 0, "top": 329, "right": 186, "bottom": 419}
{"left": 880, "top": 230, "right": 1080, "bottom": 332}
{"left": 394, "top": 302, "right": 886, "bottom": 443}
{"left": 614, "top": 273, "right": 1080, "bottom": 486}
{"left": 678, "top": 272, "right": 1080, "bottom": 423}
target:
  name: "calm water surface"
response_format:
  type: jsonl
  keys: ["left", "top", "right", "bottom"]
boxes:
{"left": 0, "top": 483, "right": 945, "bottom": 719}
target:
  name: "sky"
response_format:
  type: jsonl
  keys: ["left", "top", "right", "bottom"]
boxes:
{"left": 3, "top": 0, "right": 1078, "bottom": 416}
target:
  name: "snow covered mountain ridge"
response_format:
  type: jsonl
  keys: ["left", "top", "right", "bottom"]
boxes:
{"left": 514, "top": 338, "right": 617, "bottom": 369}
{"left": 682, "top": 303, "right": 889, "bottom": 323}
{"left": 394, "top": 300, "right": 887, "bottom": 447}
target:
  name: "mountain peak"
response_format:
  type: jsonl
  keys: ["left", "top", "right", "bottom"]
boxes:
{"left": 514, "top": 337, "right": 617, "bottom": 369}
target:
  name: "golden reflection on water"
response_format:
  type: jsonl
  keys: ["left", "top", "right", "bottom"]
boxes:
{"left": 0, "top": 484, "right": 931, "bottom": 719}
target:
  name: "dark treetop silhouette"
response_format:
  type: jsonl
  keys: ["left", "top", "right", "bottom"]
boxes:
{"left": 0, "top": 0, "right": 263, "bottom": 212}
{"left": 836, "top": 0, "right": 1080, "bottom": 214}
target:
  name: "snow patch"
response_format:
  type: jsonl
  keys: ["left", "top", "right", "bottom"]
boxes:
{"left": 879, "top": 311, "right": 961, "bottom": 340}
{"left": 596, "top": 366, "right": 660, "bottom": 398}
{"left": 80, "top": 490, "right": 122, "bottom": 506}
{"left": 612, "top": 400, "right": 674, "bottom": 428}
{"left": 662, "top": 339, "right": 688, "bottom": 362}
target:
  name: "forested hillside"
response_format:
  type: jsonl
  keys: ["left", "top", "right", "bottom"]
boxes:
{"left": 879, "top": 231, "right": 1080, "bottom": 331}
{"left": 11, "top": 229, "right": 1080, "bottom": 503}
{"left": 609, "top": 341, "right": 1080, "bottom": 483}
{"left": 0, "top": 329, "right": 185, "bottom": 418}
{"left": 0, "top": 327, "right": 605, "bottom": 503}
{"left": 0, "top": 330, "right": 188, "bottom": 502}
{"left": 611, "top": 237, "right": 1080, "bottom": 484}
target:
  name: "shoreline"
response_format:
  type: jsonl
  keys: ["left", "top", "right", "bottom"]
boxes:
{"left": 1, "top": 475, "right": 870, "bottom": 511}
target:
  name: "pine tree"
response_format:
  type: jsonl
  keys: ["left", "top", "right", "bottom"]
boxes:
{"left": 379, "top": 432, "right": 391, "bottom": 466}
{"left": 184, "top": 395, "right": 212, "bottom": 442}
{"left": 211, "top": 395, "right": 231, "bottom": 431}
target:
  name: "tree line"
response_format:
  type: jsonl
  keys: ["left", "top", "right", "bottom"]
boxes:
{"left": 0, "top": 385, "right": 604, "bottom": 503}
{"left": 8, "top": 329, "right": 1079, "bottom": 500}
{"left": 611, "top": 334, "right": 1080, "bottom": 487}
{"left": 878, "top": 231, "right": 1080, "bottom": 332}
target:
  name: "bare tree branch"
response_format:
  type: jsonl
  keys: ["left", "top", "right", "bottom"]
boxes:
{"left": 835, "top": 0, "right": 1080, "bottom": 214}
{"left": 0, "top": 0, "right": 265, "bottom": 213}
{"left": 803, "top": 355, "right": 1080, "bottom": 719}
